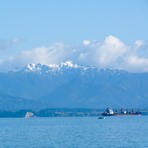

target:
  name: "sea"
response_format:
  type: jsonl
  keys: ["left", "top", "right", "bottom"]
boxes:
{"left": 0, "top": 116, "right": 148, "bottom": 148}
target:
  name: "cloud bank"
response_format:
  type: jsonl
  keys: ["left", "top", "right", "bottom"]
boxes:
{"left": 0, "top": 35, "right": 148, "bottom": 72}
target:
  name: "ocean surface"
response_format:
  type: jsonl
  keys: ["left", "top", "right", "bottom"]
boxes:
{"left": 0, "top": 116, "right": 148, "bottom": 148}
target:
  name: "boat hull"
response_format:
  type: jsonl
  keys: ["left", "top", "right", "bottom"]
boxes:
{"left": 102, "top": 113, "right": 115, "bottom": 116}
{"left": 102, "top": 108, "right": 141, "bottom": 116}
{"left": 102, "top": 113, "right": 141, "bottom": 116}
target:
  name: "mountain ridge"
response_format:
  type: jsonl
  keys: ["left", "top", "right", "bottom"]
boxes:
{"left": 10, "top": 61, "right": 126, "bottom": 74}
{"left": 0, "top": 61, "right": 148, "bottom": 110}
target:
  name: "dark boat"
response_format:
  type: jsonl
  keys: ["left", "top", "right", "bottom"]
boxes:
{"left": 102, "top": 108, "right": 141, "bottom": 116}
{"left": 98, "top": 116, "right": 105, "bottom": 119}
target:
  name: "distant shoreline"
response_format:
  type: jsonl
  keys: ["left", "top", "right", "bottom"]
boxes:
{"left": 0, "top": 108, "right": 148, "bottom": 118}
{"left": 0, "top": 108, "right": 102, "bottom": 118}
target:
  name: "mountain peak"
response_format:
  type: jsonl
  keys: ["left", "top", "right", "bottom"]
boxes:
{"left": 17, "top": 61, "right": 80, "bottom": 73}
{"left": 27, "top": 63, "right": 36, "bottom": 70}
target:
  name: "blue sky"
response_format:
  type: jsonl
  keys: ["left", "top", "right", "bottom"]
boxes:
{"left": 0, "top": 0, "right": 148, "bottom": 72}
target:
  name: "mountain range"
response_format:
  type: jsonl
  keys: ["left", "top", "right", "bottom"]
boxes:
{"left": 0, "top": 61, "right": 148, "bottom": 110}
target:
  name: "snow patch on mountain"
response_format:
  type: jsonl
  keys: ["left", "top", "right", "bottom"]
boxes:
{"left": 14, "top": 61, "right": 124, "bottom": 75}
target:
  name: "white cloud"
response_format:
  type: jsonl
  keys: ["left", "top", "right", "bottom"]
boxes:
{"left": 0, "top": 35, "right": 148, "bottom": 72}
{"left": 126, "top": 55, "right": 148, "bottom": 72}
{"left": 135, "top": 40, "right": 144, "bottom": 48}
{"left": 82, "top": 40, "right": 91, "bottom": 46}
{"left": 0, "top": 42, "right": 71, "bottom": 71}
{"left": 96, "top": 35, "right": 128, "bottom": 67}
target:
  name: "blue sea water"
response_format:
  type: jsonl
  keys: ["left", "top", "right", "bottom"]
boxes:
{"left": 0, "top": 116, "right": 148, "bottom": 148}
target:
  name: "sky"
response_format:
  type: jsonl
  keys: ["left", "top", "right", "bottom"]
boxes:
{"left": 0, "top": 0, "right": 148, "bottom": 72}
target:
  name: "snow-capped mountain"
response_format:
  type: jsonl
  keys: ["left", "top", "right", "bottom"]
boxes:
{"left": 19, "top": 61, "right": 79, "bottom": 73}
{"left": 17, "top": 61, "right": 119, "bottom": 72}
{"left": 0, "top": 61, "right": 148, "bottom": 110}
